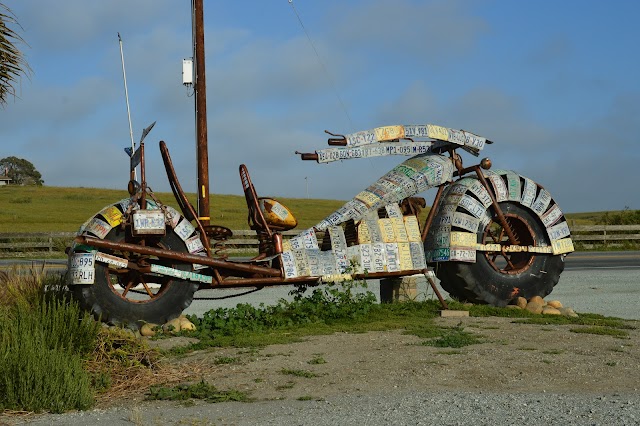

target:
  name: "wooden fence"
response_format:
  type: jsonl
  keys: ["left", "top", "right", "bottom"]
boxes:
{"left": 1, "top": 225, "right": 639, "bottom": 257}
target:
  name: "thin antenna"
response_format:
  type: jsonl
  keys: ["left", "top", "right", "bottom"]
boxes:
{"left": 118, "top": 32, "right": 137, "bottom": 179}
{"left": 288, "top": 0, "right": 354, "bottom": 130}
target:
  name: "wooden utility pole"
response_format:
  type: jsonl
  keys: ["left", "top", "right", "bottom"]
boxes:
{"left": 194, "top": 0, "right": 210, "bottom": 225}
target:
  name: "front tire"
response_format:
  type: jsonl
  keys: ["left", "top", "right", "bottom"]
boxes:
{"left": 72, "top": 227, "right": 199, "bottom": 329}
{"left": 438, "top": 202, "right": 564, "bottom": 306}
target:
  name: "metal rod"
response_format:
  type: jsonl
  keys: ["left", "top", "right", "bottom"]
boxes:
{"left": 421, "top": 184, "right": 446, "bottom": 242}
{"left": 193, "top": 0, "right": 210, "bottom": 225}
{"left": 117, "top": 33, "right": 136, "bottom": 181}
{"left": 76, "top": 236, "right": 282, "bottom": 277}
{"left": 474, "top": 166, "right": 519, "bottom": 245}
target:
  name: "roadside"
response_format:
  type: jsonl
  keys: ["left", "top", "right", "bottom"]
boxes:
{"left": 14, "top": 315, "right": 640, "bottom": 426}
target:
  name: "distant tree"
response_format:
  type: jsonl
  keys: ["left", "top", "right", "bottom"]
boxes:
{"left": 0, "top": 4, "right": 31, "bottom": 106}
{"left": 0, "top": 156, "right": 43, "bottom": 185}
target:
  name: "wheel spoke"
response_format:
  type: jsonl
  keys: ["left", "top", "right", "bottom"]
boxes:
{"left": 140, "top": 279, "right": 155, "bottom": 298}
{"left": 121, "top": 278, "right": 136, "bottom": 297}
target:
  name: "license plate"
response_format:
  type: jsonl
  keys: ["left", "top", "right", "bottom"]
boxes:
{"left": 70, "top": 252, "right": 95, "bottom": 284}
{"left": 133, "top": 210, "right": 166, "bottom": 235}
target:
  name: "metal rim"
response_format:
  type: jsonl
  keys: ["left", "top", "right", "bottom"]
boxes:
{"left": 102, "top": 240, "right": 177, "bottom": 304}
{"left": 482, "top": 213, "right": 537, "bottom": 275}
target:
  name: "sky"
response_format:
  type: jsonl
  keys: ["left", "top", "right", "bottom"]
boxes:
{"left": 1, "top": 0, "right": 639, "bottom": 214}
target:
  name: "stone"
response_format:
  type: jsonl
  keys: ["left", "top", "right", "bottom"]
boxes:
{"left": 515, "top": 297, "right": 527, "bottom": 309}
{"left": 525, "top": 301, "right": 544, "bottom": 314}
{"left": 162, "top": 318, "right": 183, "bottom": 334}
{"left": 179, "top": 318, "right": 197, "bottom": 331}
{"left": 529, "top": 295, "right": 545, "bottom": 306}
{"left": 140, "top": 323, "right": 157, "bottom": 337}
{"left": 547, "top": 300, "right": 563, "bottom": 309}
{"left": 542, "top": 306, "right": 562, "bottom": 315}
{"left": 559, "top": 307, "right": 579, "bottom": 318}
{"left": 506, "top": 305, "right": 522, "bottom": 310}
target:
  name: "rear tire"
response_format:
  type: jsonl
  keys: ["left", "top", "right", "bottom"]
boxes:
{"left": 72, "top": 227, "right": 199, "bottom": 329}
{"left": 437, "top": 202, "right": 564, "bottom": 306}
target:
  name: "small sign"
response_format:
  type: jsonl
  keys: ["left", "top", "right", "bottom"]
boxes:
{"left": 281, "top": 250, "right": 298, "bottom": 279}
{"left": 541, "top": 204, "right": 563, "bottom": 228}
{"left": 70, "top": 252, "right": 96, "bottom": 284}
{"left": 133, "top": 210, "right": 166, "bottom": 235}
{"left": 532, "top": 189, "right": 552, "bottom": 216}
{"left": 552, "top": 238, "right": 575, "bottom": 255}
{"left": 404, "top": 216, "right": 422, "bottom": 242}
{"left": 175, "top": 218, "right": 196, "bottom": 241}
{"left": 100, "top": 205, "right": 123, "bottom": 227}
{"left": 371, "top": 242, "right": 387, "bottom": 272}
{"left": 85, "top": 217, "right": 112, "bottom": 239}
{"left": 521, "top": 178, "right": 537, "bottom": 208}
{"left": 450, "top": 249, "right": 476, "bottom": 263}
{"left": 547, "top": 221, "right": 570, "bottom": 241}
{"left": 95, "top": 252, "right": 128, "bottom": 269}
{"left": 185, "top": 234, "right": 205, "bottom": 253}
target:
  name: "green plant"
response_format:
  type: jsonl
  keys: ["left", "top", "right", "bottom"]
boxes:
{"left": 213, "top": 356, "right": 239, "bottom": 365}
{"left": 280, "top": 368, "right": 320, "bottom": 378}
{"left": 420, "top": 323, "right": 483, "bottom": 348}
{"left": 569, "top": 326, "right": 630, "bottom": 339}
{"left": 147, "top": 380, "right": 248, "bottom": 403}
{"left": 308, "top": 355, "right": 327, "bottom": 365}
{"left": 0, "top": 274, "right": 99, "bottom": 413}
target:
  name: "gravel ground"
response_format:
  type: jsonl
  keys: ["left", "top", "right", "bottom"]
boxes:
{"left": 18, "top": 391, "right": 640, "bottom": 425}
{"left": 6, "top": 268, "right": 640, "bottom": 426}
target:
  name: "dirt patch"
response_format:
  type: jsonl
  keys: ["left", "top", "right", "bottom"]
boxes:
{"left": 159, "top": 316, "right": 640, "bottom": 402}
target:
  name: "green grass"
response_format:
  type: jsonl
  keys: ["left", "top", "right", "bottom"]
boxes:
{"left": 570, "top": 326, "right": 630, "bottom": 339}
{"left": 0, "top": 185, "right": 346, "bottom": 233}
{"left": 280, "top": 368, "right": 321, "bottom": 378}
{"left": 1, "top": 185, "right": 630, "bottom": 233}
{"left": 147, "top": 380, "right": 248, "bottom": 403}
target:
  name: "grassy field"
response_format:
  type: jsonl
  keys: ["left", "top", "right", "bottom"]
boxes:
{"left": 0, "top": 185, "right": 347, "bottom": 233}
{"left": 0, "top": 185, "right": 611, "bottom": 233}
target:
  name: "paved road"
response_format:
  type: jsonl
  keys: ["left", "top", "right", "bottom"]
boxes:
{"left": 185, "top": 251, "right": 640, "bottom": 320}
{"left": 2, "top": 252, "right": 639, "bottom": 319}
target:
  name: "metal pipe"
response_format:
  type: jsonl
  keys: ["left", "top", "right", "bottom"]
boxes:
{"left": 421, "top": 185, "right": 446, "bottom": 242}
{"left": 76, "top": 236, "right": 282, "bottom": 276}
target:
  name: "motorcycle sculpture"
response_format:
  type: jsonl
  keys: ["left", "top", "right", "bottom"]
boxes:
{"left": 67, "top": 123, "right": 574, "bottom": 328}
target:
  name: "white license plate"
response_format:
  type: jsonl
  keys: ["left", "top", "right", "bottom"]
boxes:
{"left": 133, "top": 210, "right": 166, "bottom": 235}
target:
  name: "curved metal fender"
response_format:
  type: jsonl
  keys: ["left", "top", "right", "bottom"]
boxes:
{"left": 424, "top": 170, "right": 574, "bottom": 263}
{"left": 67, "top": 198, "right": 206, "bottom": 285}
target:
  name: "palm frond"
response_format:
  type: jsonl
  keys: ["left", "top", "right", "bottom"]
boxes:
{"left": 0, "top": 4, "right": 31, "bottom": 106}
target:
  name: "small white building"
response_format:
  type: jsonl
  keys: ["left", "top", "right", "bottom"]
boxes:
{"left": 0, "top": 176, "right": 11, "bottom": 186}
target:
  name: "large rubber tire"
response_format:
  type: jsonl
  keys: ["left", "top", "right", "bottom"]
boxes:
{"left": 437, "top": 202, "right": 565, "bottom": 306}
{"left": 72, "top": 227, "right": 199, "bottom": 329}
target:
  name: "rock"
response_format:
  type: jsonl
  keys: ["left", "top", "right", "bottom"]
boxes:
{"left": 525, "top": 301, "right": 544, "bottom": 314}
{"left": 140, "top": 323, "right": 157, "bottom": 337}
{"left": 547, "top": 300, "right": 563, "bottom": 309}
{"left": 162, "top": 318, "right": 183, "bottom": 334}
{"left": 179, "top": 318, "right": 197, "bottom": 331}
{"left": 515, "top": 297, "right": 527, "bottom": 309}
{"left": 529, "top": 296, "right": 545, "bottom": 306}
{"left": 559, "top": 307, "right": 579, "bottom": 318}
{"left": 506, "top": 305, "right": 522, "bottom": 310}
{"left": 542, "top": 306, "right": 562, "bottom": 315}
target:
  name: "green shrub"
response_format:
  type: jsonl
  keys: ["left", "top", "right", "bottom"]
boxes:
{"left": 0, "top": 270, "right": 99, "bottom": 413}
